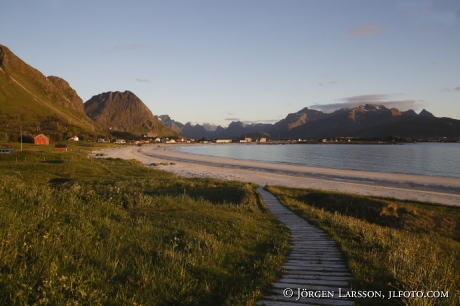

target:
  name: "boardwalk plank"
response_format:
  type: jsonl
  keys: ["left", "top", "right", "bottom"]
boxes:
{"left": 257, "top": 188, "right": 354, "bottom": 306}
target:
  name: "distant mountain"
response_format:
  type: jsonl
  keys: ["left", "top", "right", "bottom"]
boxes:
{"left": 216, "top": 121, "right": 273, "bottom": 138}
{"left": 279, "top": 104, "right": 460, "bottom": 139}
{"left": 419, "top": 109, "right": 435, "bottom": 117}
{"left": 268, "top": 107, "right": 328, "bottom": 137}
{"left": 156, "top": 115, "right": 274, "bottom": 139}
{"left": 160, "top": 104, "right": 460, "bottom": 140}
{"left": 354, "top": 112, "right": 460, "bottom": 138}
{"left": 85, "top": 91, "right": 178, "bottom": 137}
{"left": 155, "top": 115, "right": 184, "bottom": 134}
{"left": 202, "top": 122, "right": 218, "bottom": 132}
{"left": 0, "top": 44, "right": 100, "bottom": 140}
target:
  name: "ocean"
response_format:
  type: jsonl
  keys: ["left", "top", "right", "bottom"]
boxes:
{"left": 172, "top": 142, "right": 460, "bottom": 178}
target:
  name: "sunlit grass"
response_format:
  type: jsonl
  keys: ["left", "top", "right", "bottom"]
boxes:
{"left": 0, "top": 144, "right": 290, "bottom": 305}
{"left": 266, "top": 185, "right": 460, "bottom": 306}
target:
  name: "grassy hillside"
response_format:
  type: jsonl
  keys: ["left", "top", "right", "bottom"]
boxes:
{"left": 0, "top": 45, "right": 107, "bottom": 141}
{"left": 0, "top": 143, "right": 289, "bottom": 305}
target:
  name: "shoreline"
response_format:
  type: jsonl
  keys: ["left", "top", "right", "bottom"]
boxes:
{"left": 170, "top": 144, "right": 460, "bottom": 180}
{"left": 95, "top": 144, "right": 460, "bottom": 206}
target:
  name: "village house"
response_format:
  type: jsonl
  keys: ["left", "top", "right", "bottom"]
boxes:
{"left": 34, "top": 134, "right": 49, "bottom": 145}
{"left": 68, "top": 135, "right": 79, "bottom": 141}
{"left": 215, "top": 139, "right": 232, "bottom": 143}
{"left": 55, "top": 144, "right": 67, "bottom": 151}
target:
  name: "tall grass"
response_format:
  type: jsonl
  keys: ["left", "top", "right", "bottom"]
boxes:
{"left": 0, "top": 145, "right": 290, "bottom": 305}
{"left": 266, "top": 186, "right": 460, "bottom": 306}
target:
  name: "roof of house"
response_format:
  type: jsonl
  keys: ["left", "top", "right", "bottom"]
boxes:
{"left": 34, "top": 134, "right": 49, "bottom": 140}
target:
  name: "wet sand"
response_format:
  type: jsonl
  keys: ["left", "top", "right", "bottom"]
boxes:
{"left": 95, "top": 144, "right": 460, "bottom": 206}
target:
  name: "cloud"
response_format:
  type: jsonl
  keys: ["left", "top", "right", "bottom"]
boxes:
{"left": 404, "top": 6, "right": 458, "bottom": 32}
{"left": 242, "top": 119, "right": 279, "bottom": 124}
{"left": 347, "top": 24, "right": 385, "bottom": 39}
{"left": 426, "top": 11, "right": 457, "bottom": 26}
{"left": 406, "top": 9, "right": 434, "bottom": 17}
{"left": 441, "top": 86, "right": 460, "bottom": 92}
{"left": 421, "top": 24, "right": 436, "bottom": 33}
{"left": 329, "top": 81, "right": 338, "bottom": 85}
{"left": 225, "top": 118, "right": 240, "bottom": 121}
{"left": 310, "top": 94, "right": 425, "bottom": 113}
{"left": 136, "top": 78, "right": 149, "bottom": 83}
{"left": 317, "top": 83, "right": 324, "bottom": 86}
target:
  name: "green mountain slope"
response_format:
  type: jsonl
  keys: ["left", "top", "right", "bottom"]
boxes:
{"left": 0, "top": 44, "right": 101, "bottom": 141}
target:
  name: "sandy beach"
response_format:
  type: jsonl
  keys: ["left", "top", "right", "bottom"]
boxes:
{"left": 95, "top": 144, "right": 460, "bottom": 206}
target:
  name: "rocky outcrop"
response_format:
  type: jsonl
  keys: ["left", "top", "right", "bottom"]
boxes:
{"left": 85, "top": 91, "right": 178, "bottom": 137}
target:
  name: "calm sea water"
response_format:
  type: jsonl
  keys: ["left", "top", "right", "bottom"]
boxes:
{"left": 173, "top": 143, "right": 460, "bottom": 178}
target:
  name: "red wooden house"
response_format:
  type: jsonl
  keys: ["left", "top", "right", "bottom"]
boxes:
{"left": 34, "top": 134, "right": 49, "bottom": 145}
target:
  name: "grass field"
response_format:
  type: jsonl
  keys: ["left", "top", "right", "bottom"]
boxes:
{"left": 265, "top": 185, "right": 460, "bottom": 306}
{"left": 0, "top": 143, "right": 290, "bottom": 305}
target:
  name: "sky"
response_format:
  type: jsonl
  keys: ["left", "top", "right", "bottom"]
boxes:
{"left": 1, "top": 0, "right": 460, "bottom": 126}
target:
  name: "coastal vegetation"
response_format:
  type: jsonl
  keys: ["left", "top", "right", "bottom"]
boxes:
{"left": 266, "top": 185, "right": 460, "bottom": 306}
{"left": 0, "top": 143, "right": 290, "bottom": 305}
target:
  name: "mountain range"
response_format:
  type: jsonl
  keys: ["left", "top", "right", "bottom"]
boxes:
{"left": 156, "top": 104, "right": 460, "bottom": 139}
{"left": 1, "top": 43, "right": 460, "bottom": 141}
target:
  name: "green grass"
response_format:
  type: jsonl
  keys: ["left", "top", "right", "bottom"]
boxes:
{"left": 265, "top": 186, "right": 460, "bottom": 306}
{"left": 0, "top": 143, "right": 290, "bottom": 305}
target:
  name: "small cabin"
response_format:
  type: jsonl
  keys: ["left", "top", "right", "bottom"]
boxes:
{"left": 55, "top": 144, "right": 67, "bottom": 151}
{"left": 34, "top": 134, "right": 49, "bottom": 145}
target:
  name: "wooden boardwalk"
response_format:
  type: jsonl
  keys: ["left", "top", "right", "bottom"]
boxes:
{"left": 257, "top": 188, "right": 354, "bottom": 306}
